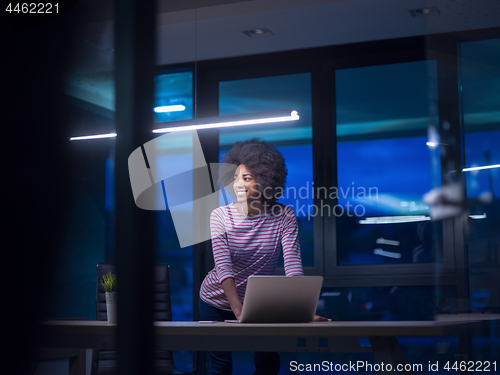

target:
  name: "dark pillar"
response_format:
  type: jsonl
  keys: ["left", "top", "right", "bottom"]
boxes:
{"left": 114, "top": 0, "right": 156, "bottom": 374}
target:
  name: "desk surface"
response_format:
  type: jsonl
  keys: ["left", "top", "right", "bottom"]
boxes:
{"left": 39, "top": 318, "right": 493, "bottom": 337}
{"left": 435, "top": 313, "right": 500, "bottom": 322}
{"left": 37, "top": 317, "right": 499, "bottom": 354}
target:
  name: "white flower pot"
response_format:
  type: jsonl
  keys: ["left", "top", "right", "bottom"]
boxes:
{"left": 105, "top": 291, "right": 117, "bottom": 324}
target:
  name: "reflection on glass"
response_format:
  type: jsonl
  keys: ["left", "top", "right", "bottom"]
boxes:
{"left": 154, "top": 71, "right": 194, "bottom": 321}
{"left": 460, "top": 38, "right": 500, "bottom": 314}
{"left": 155, "top": 136, "right": 195, "bottom": 320}
{"left": 219, "top": 73, "right": 314, "bottom": 266}
{"left": 154, "top": 71, "right": 193, "bottom": 123}
{"left": 46, "top": 35, "right": 116, "bottom": 321}
{"left": 335, "top": 60, "right": 443, "bottom": 265}
{"left": 316, "top": 286, "right": 451, "bottom": 321}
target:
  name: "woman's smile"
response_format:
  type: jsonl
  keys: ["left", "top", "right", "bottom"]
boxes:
{"left": 233, "top": 164, "right": 260, "bottom": 202}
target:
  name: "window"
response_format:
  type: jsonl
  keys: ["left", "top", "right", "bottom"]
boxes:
{"left": 154, "top": 70, "right": 194, "bottom": 320}
{"left": 459, "top": 38, "right": 500, "bottom": 313}
{"left": 218, "top": 73, "right": 315, "bottom": 266}
{"left": 334, "top": 60, "right": 443, "bottom": 266}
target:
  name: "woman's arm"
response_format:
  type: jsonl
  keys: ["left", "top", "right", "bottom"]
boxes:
{"left": 281, "top": 207, "right": 304, "bottom": 276}
{"left": 210, "top": 209, "right": 235, "bottom": 285}
{"left": 210, "top": 208, "right": 242, "bottom": 318}
{"left": 221, "top": 277, "right": 243, "bottom": 320}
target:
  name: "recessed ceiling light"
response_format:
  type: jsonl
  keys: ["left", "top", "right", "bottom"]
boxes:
{"left": 408, "top": 6, "right": 440, "bottom": 18}
{"left": 242, "top": 28, "right": 274, "bottom": 38}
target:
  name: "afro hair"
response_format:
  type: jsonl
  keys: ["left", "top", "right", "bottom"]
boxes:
{"left": 219, "top": 139, "right": 287, "bottom": 205}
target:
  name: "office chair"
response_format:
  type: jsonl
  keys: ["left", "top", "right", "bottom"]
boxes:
{"left": 92, "top": 263, "right": 198, "bottom": 375}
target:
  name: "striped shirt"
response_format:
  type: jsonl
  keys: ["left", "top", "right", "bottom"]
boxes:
{"left": 199, "top": 203, "right": 303, "bottom": 311}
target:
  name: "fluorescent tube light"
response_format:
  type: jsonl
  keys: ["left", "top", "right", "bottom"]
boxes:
{"left": 153, "top": 110, "right": 300, "bottom": 134}
{"left": 463, "top": 164, "right": 500, "bottom": 172}
{"left": 321, "top": 292, "right": 341, "bottom": 297}
{"left": 373, "top": 248, "right": 402, "bottom": 259}
{"left": 154, "top": 105, "right": 186, "bottom": 113}
{"left": 360, "top": 216, "right": 430, "bottom": 224}
{"left": 426, "top": 141, "right": 438, "bottom": 147}
{"left": 360, "top": 213, "right": 486, "bottom": 224}
{"left": 376, "top": 238, "right": 400, "bottom": 246}
{"left": 70, "top": 133, "right": 117, "bottom": 141}
{"left": 469, "top": 213, "right": 487, "bottom": 220}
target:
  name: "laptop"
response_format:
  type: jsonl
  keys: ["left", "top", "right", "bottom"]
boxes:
{"left": 225, "top": 275, "right": 323, "bottom": 323}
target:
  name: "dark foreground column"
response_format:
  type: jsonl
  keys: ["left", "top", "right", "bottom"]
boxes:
{"left": 114, "top": 0, "right": 156, "bottom": 375}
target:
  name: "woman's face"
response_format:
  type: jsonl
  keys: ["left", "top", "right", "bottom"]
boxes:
{"left": 233, "top": 164, "right": 261, "bottom": 203}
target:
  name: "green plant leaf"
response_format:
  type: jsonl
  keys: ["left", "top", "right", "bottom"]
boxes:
{"left": 101, "top": 271, "right": 117, "bottom": 293}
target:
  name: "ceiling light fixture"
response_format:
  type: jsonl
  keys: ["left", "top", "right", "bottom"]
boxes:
{"left": 321, "top": 292, "right": 341, "bottom": 297}
{"left": 154, "top": 105, "right": 186, "bottom": 113}
{"left": 360, "top": 213, "right": 487, "bottom": 224}
{"left": 70, "top": 133, "right": 117, "bottom": 141}
{"left": 463, "top": 164, "right": 500, "bottom": 172}
{"left": 242, "top": 28, "right": 274, "bottom": 38}
{"left": 408, "top": 6, "right": 440, "bottom": 18}
{"left": 360, "top": 216, "right": 430, "bottom": 224}
{"left": 153, "top": 110, "right": 299, "bottom": 134}
{"left": 376, "top": 238, "right": 400, "bottom": 246}
{"left": 373, "top": 248, "right": 402, "bottom": 259}
{"left": 469, "top": 213, "right": 487, "bottom": 220}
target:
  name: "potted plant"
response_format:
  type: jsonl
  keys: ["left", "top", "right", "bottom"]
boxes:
{"left": 101, "top": 272, "right": 117, "bottom": 324}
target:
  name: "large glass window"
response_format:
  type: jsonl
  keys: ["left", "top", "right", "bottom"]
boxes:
{"left": 219, "top": 73, "right": 314, "bottom": 266}
{"left": 335, "top": 60, "right": 443, "bottom": 265}
{"left": 459, "top": 39, "right": 500, "bottom": 314}
{"left": 154, "top": 70, "right": 194, "bottom": 321}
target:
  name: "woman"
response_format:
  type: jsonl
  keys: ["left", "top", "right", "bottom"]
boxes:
{"left": 199, "top": 139, "right": 324, "bottom": 375}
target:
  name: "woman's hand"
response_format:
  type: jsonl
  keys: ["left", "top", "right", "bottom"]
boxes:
{"left": 221, "top": 277, "right": 243, "bottom": 320}
{"left": 234, "top": 310, "right": 242, "bottom": 321}
{"left": 313, "top": 315, "right": 331, "bottom": 322}
{"left": 232, "top": 303, "right": 242, "bottom": 321}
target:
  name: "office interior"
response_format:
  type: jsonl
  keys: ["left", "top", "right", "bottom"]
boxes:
{"left": 4, "top": 0, "right": 500, "bottom": 374}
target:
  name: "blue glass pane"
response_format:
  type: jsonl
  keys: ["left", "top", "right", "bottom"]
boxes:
{"left": 219, "top": 73, "right": 314, "bottom": 267}
{"left": 316, "top": 286, "right": 446, "bottom": 321}
{"left": 154, "top": 71, "right": 194, "bottom": 321}
{"left": 154, "top": 71, "right": 193, "bottom": 123}
{"left": 335, "top": 60, "right": 443, "bottom": 265}
{"left": 460, "top": 38, "right": 500, "bottom": 313}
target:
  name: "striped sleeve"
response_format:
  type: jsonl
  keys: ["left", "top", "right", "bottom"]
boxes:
{"left": 210, "top": 208, "right": 234, "bottom": 283}
{"left": 281, "top": 206, "right": 304, "bottom": 276}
